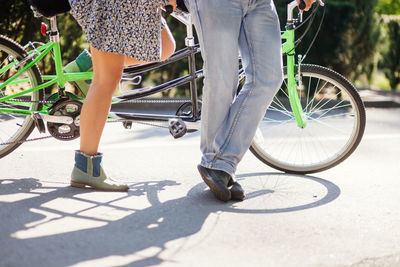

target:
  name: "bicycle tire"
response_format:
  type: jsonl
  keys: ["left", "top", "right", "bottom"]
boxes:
{"left": 250, "top": 64, "right": 366, "bottom": 174}
{"left": 0, "top": 35, "right": 43, "bottom": 159}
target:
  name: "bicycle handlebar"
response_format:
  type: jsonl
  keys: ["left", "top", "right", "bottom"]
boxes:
{"left": 299, "top": 0, "right": 306, "bottom": 10}
{"left": 288, "top": 0, "right": 325, "bottom": 21}
{"left": 164, "top": 5, "right": 174, "bottom": 15}
{"left": 299, "top": 0, "right": 325, "bottom": 11}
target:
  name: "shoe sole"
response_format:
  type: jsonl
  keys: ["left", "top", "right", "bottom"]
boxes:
{"left": 70, "top": 181, "right": 129, "bottom": 192}
{"left": 230, "top": 190, "right": 245, "bottom": 201}
{"left": 197, "top": 165, "right": 231, "bottom": 202}
{"left": 230, "top": 183, "right": 245, "bottom": 201}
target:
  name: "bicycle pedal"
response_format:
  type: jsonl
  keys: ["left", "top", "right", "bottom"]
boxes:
{"left": 168, "top": 119, "right": 187, "bottom": 139}
{"left": 32, "top": 112, "right": 46, "bottom": 133}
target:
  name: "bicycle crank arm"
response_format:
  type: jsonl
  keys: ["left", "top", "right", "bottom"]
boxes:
{"left": 168, "top": 119, "right": 200, "bottom": 138}
{"left": 185, "top": 121, "right": 200, "bottom": 131}
{"left": 32, "top": 112, "right": 74, "bottom": 124}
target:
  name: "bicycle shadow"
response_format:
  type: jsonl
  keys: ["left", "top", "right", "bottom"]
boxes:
{"left": 0, "top": 172, "right": 340, "bottom": 267}
{"left": 100, "top": 123, "right": 200, "bottom": 146}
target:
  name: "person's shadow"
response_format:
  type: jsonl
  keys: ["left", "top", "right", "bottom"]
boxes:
{"left": 0, "top": 172, "right": 340, "bottom": 267}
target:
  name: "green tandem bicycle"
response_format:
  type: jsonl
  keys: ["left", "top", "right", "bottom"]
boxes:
{"left": 0, "top": 0, "right": 365, "bottom": 174}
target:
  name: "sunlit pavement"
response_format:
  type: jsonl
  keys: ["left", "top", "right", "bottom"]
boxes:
{"left": 1, "top": 108, "right": 400, "bottom": 267}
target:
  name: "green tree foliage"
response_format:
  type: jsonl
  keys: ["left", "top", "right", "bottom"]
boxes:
{"left": 276, "top": 0, "right": 380, "bottom": 80}
{"left": 380, "top": 19, "right": 400, "bottom": 90}
{"left": 0, "top": 0, "right": 85, "bottom": 71}
{"left": 376, "top": 0, "right": 400, "bottom": 15}
{"left": 0, "top": 0, "right": 36, "bottom": 44}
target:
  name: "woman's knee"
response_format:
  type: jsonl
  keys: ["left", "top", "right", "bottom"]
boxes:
{"left": 91, "top": 45, "right": 125, "bottom": 87}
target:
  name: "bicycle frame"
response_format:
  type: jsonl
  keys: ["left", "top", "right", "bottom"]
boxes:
{"left": 0, "top": 17, "right": 93, "bottom": 115}
{"left": 0, "top": 1, "right": 306, "bottom": 127}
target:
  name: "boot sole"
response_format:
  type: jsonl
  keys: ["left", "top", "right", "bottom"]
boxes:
{"left": 197, "top": 165, "right": 231, "bottom": 202}
{"left": 70, "top": 181, "right": 129, "bottom": 192}
{"left": 70, "top": 181, "right": 87, "bottom": 188}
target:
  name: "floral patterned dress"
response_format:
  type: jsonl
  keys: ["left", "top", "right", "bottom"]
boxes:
{"left": 69, "top": 0, "right": 169, "bottom": 62}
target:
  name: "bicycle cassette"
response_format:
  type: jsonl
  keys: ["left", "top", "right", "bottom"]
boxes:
{"left": 47, "top": 99, "right": 82, "bottom": 141}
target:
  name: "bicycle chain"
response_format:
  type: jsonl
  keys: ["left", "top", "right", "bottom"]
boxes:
{"left": 0, "top": 135, "right": 53, "bottom": 146}
{"left": 10, "top": 97, "right": 191, "bottom": 105}
{"left": 122, "top": 99, "right": 191, "bottom": 104}
{"left": 9, "top": 98, "right": 55, "bottom": 104}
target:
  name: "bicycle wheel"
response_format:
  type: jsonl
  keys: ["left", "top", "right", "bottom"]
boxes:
{"left": 250, "top": 64, "right": 366, "bottom": 174}
{"left": 0, "top": 35, "right": 43, "bottom": 158}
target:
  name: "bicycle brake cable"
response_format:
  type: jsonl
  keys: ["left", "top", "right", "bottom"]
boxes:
{"left": 283, "top": 3, "right": 320, "bottom": 56}
{"left": 294, "top": 3, "right": 320, "bottom": 31}
{"left": 291, "top": 2, "right": 326, "bottom": 61}
{"left": 298, "top": 5, "right": 326, "bottom": 61}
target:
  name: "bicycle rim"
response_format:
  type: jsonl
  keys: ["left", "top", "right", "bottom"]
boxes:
{"left": 250, "top": 64, "right": 366, "bottom": 174}
{"left": 0, "top": 36, "right": 42, "bottom": 158}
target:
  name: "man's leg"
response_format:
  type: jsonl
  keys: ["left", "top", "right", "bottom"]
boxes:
{"left": 188, "top": 0, "right": 243, "bottom": 164}
{"left": 211, "top": 0, "right": 284, "bottom": 175}
{"left": 186, "top": 0, "right": 245, "bottom": 201}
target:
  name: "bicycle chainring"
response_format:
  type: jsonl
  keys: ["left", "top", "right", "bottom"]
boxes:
{"left": 47, "top": 99, "right": 82, "bottom": 141}
{"left": 176, "top": 100, "right": 202, "bottom": 117}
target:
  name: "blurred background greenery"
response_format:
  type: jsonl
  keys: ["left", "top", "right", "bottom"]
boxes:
{"left": 0, "top": 0, "right": 399, "bottom": 96}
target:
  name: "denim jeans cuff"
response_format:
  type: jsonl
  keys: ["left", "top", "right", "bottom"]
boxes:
{"left": 200, "top": 159, "right": 236, "bottom": 177}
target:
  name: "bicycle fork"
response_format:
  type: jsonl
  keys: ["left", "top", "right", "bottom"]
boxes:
{"left": 287, "top": 54, "right": 307, "bottom": 128}
{"left": 282, "top": 21, "right": 307, "bottom": 128}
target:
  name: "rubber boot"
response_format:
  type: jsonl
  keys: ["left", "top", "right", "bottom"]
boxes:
{"left": 71, "top": 151, "right": 129, "bottom": 191}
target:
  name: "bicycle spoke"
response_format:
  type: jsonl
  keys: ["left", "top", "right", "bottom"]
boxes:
{"left": 313, "top": 111, "right": 354, "bottom": 120}
{"left": 268, "top": 105, "right": 294, "bottom": 118}
{"left": 269, "top": 89, "right": 296, "bottom": 119}
{"left": 304, "top": 78, "right": 328, "bottom": 112}
{"left": 266, "top": 118, "right": 296, "bottom": 130}
{"left": 309, "top": 103, "right": 353, "bottom": 115}
{"left": 306, "top": 116, "right": 351, "bottom": 136}
{"left": 305, "top": 75, "right": 312, "bottom": 113}
{"left": 311, "top": 99, "right": 348, "bottom": 121}
{"left": 308, "top": 85, "right": 342, "bottom": 115}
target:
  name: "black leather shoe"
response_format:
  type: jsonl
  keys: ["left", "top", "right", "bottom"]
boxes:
{"left": 228, "top": 179, "right": 245, "bottom": 201}
{"left": 197, "top": 165, "right": 231, "bottom": 202}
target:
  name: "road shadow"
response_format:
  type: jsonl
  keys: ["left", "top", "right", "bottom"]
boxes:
{"left": 224, "top": 172, "right": 341, "bottom": 213}
{"left": 100, "top": 122, "right": 200, "bottom": 146}
{"left": 0, "top": 172, "right": 340, "bottom": 266}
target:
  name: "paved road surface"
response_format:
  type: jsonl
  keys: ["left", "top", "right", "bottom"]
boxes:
{"left": 1, "top": 108, "right": 399, "bottom": 267}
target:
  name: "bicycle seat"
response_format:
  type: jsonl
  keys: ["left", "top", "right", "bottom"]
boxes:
{"left": 29, "top": 0, "right": 71, "bottom": 18}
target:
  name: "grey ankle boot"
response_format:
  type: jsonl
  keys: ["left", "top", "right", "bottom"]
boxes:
{"left": 71, "top": 151, "right": 129, "bottom": 191}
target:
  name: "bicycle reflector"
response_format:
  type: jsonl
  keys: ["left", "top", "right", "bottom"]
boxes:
{"left": 41, "top": 22, "right": 48, "bottom": 36}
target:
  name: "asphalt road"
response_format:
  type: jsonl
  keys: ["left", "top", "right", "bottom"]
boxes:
{"left": 1, "top": 107, "right": 399, "bottom": 267}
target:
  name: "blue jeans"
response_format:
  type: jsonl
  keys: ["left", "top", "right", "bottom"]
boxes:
{"left": 185, "top": 0, "right": 284, "bottom": 175}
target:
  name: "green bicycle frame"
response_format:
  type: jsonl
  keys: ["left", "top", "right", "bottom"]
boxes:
{"left": 0, "top": 41, "right": 93, "bottom": 115}
{"left": 282, "top": 27, "right": 306, "bottom": 128}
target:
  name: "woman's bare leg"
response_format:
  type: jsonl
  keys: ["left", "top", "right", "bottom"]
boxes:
{"left": 160, "top": 24, "right": 176, "bottom": 61}
{"left": 79, "top": 46, "right": 125, "bottom": 155}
